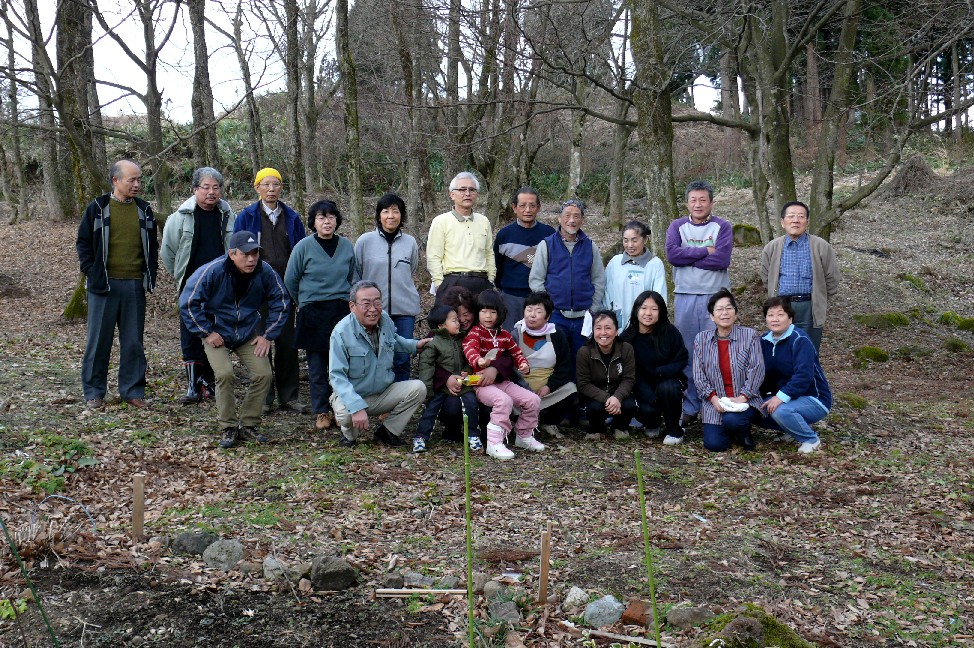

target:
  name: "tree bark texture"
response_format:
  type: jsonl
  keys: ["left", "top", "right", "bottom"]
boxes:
{"left": 629, "top": 0, "right": 677, "bottom": 268}
{"left": 189, "top": 0, "right": 220, "bottom": 169}
{"left": 284, "top": 0, "right": 305, "bottom": 207}
{"left": 337, "top": 0, "right": 365, "bottom": 232}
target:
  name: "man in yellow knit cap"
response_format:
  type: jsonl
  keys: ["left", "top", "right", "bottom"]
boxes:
{"left": 233, "top": 168, "right": 307, "bottom": 413}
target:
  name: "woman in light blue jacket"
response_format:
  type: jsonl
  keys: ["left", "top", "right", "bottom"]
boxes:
{"left": 604, "top": 220, "right": 667, "bottom": 331}
{"left": 353, "top": 193, "right": 421, "bottom": 381}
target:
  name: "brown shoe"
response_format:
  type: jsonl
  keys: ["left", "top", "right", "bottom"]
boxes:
{"left": 125, "top": 398, "right": 148, "bottom": 409}
{"left": 86, "top": 398, "right": 105, "bottom": 410}
{"left": 315, "top": 412, "right": 333, "bottom": 430}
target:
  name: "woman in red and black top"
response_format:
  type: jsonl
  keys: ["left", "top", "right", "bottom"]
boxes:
{"left": 692, "top": 288, "right": 765, "bottom": 452}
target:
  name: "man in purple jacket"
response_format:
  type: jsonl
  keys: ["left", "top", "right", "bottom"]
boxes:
{"left": 664, "top": 180, "right": 734, "bottom": 444}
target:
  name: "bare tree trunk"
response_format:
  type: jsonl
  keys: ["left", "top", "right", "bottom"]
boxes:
{"left": 629, "top": 0, "right": 677, "bottom": 268}
{"left": 3, "top": 3, "right": 28, "bottom": 223}
{"left": 56, "top": 0, "right": 104, "bottom": 203}
{"left": 302, "top": 0, "right": 322, "bottom": 195}
{"left": 24, "top": 0, "right": 75, "bottom": 221}
{"left": 804, "top": 41, "right": 822, "bottom": 144}
{"left": 608, "top": 101, "right": 633, "bottom": 230}
{"left": 230, "top": 1, "right": 263, "bottom": 176}
{"left": 739, "top": 70, "right": 773, "bottom": 242}
{"left": 808, "top": 0, "right": 862, "bottom": 239}
{"left": 336, "top": 0, "right": 364, "bottom": 232}
{"left": 283, "top": 0, "right": 305, "bottom": 207}
{"left": 189, "top": 0, "right": 220, "bottom": 168}
{"left": 444, "top": 0, "right": 461, "bottom": 184}
{"left": 952, "top": 41, "right": 962, "bottom": 146}
{"left": 719, "top": 47, "right": 742, "bottom": 171}
{"left": 390, "top": 0, "right": 426, "bottom": 223}
{"left": 565, "top": 79, "right": 587, "bottom": 199}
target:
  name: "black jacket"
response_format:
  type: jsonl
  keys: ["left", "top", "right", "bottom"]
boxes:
{"left": 625, "top": 325, "right": 689, "bottom": 402}
{"left": 76, "top": 193, "right": 158, "bottom": 294}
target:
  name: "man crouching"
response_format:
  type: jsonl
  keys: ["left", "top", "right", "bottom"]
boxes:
{"left": 180, "top": 231, "right": 290, "bottom": 448}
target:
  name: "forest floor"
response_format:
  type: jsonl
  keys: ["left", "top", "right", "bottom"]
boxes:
{"left": 1, "top": 171, "right": 973, "bottom": 647}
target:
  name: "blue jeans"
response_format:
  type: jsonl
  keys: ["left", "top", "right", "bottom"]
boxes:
{"left": 674, "top": 293, "right": 716, "bottom": 417}
{"left": 82, "top": 279, "right": 146, "bottom": 401}
{"left": 756, "top": 396, "right": 828, "bottom": 443}
{"left": 703, "top": 407, "right": 759, "bottom": 452}
{"left": 549, "top": 312, "right": 586, "bottom": 380}
{"left": 416, "top": 391, "right": 480, "bottom": 441}
{"left": 789, "top": 299, "right": 823, "bottom": 353}
{"left": 391, "top": 315, "right": 416, "bottom": 382}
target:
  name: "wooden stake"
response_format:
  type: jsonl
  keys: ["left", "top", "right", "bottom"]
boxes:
{"left": 375, "top": 588, "right": 468, "bottom": 598}
{"left": 537, "top": 520, "right": 552, "bottom": 603}
{"left": 132, "top": 474, "right": 145, "bottom": 539}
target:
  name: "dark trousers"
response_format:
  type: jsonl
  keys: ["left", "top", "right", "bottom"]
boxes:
{"left": 306, "top": 350, "right": 331, "bottom": 414}
{"left": 583, "top": 396, "right": 638, "bottom": 435}
{"left": 391, "top": 315, "right": 416, "bottom": 382}
{"left": 81, "top": 279, "right": 146, "bottom": 401}
{"left": 262, "top": 302, "right": 299, "bottom": 407}
{"left": 549, "top": 312, "right": 586, "bottom": 380}
{"left": 440, "top": 396, "right": 490, "bottom": 442}
{"left": 703, "top": 408, "right": 759, "bottom": 452}
{"left": 635, "top": 378, "right": 684, "bottom": 436}
{"left": 416, "top": 391, "right": 480, "bottom": 441}
{"left": 179, "top": 317, "right": 214, "bottom": 382}
{"left": 540, "top": 395, "right": 576, "bottom": 425}
{"left": 434, "top": 274, "right": 493, "bottom": 305}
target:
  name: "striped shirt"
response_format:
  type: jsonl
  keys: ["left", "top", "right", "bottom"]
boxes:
{"left": 692, "top": 325, "right": 765, "bottom": 425}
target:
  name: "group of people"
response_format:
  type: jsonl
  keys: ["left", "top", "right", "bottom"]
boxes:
{"left": 76, "top": 161, "right": 840, "bottom": 456}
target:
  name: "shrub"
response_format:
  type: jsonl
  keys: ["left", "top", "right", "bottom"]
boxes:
{"left": 838, "top": 392, "right": 869, "bottom": 410}
{"left": 854, "top": 346, "right": 889, "bottom": 363}
{"left": 853, "top": 312, "right": 910, "bottom": 329}
{"left": 897, "top": 273, "right": 926, "bottom": 291}
{"left": 945, "top": 337, "right": 971, "bottom": 353}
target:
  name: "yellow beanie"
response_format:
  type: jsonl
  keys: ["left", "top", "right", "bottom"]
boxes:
{"left": 254, "top": 167, "right": 283, "bottom": 187}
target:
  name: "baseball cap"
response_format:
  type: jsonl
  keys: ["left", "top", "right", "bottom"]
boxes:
{"left": 229, "top": 231, "right": 261, "bottom": 253}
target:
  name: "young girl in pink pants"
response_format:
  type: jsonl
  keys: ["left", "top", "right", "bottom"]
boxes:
{"left": 462, "top": 290, "right": 544, "bottom": 460}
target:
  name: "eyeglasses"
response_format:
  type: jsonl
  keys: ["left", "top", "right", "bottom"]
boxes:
{"left": 355, "top": 299, "right": 383, "bottom": 310}
{"left": 452, "top": 187, "right": 478, "bottom": 194}
{"left": 713, "top": 306, "right": 736, "bottom": 313}
{"left": 315, "top": 214, "right": 338, "bottom": 221}
{"left": 258, "top": 181, "right": 282, "bottom": 189}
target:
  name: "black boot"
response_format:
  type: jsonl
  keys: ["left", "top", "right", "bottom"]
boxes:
{"left": 179, "top": 362, "right": 202, "bottom": 405}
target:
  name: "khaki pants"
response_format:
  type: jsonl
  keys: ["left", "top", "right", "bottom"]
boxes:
{"left": 330, "top": 380, "right": 426, "bottom": 441}
{"left": 204, "top": 339, "right": 272, "bottom": 429}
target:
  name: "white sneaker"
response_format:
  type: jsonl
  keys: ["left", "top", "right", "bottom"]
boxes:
{"left": 613, "top": 429, "right": 630, "bottom": 440}
{"left": 487, "top": 443, "right": 515, "bottom": 460}
{"left": 540, "top": 424, "right": 564, "bottom": 439}
{"left": 515, "top": 436, "right": 545, "bottom": 452}
{"left": 662, "top": 434, "right": 684, "bottom": 446}
{"left": 643, "top": 427, "right": 662, "bottom": 439}
{"left": 797, "top": 439, "right": 822, "bottom": 454}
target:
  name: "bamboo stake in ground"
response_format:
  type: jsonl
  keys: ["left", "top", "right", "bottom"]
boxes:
{"left": 462, "top": 413, "right": 475, "bottom": 648}
{"left": 537, "top": 520, "right": 552, "bottom": 604}
{"left": 132, "top": 474, "right": 145, "bottom": 540}
{"left": 634, "top": 450, "right": 662, "bottom": 647}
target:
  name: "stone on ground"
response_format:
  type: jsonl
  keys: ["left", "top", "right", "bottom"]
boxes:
{"left": 584, "top": 594, "right": 625, "bottom": 628}
{"left": 666, "top": 605, "right": 714, "bottom": 629}
{"left": 488, "top": 600, "right": 521, "bottom": 625}
{"left": 202, "top": 539, "right": 244, "bottom": 571}
{"left": 562, "top": 586, "right": 589, "bottom": 610}
{"left": 262, "top": 556, "right": 286, "bottom": 581}
{"left": 172, "top": 530, "right": 218, "bottom": 556}
{"left": 309, "top": 556, "right": 358, "bottom": 590}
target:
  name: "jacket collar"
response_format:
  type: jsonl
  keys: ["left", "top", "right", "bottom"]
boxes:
{"left": 762, "top": 324, "right": 795, "bottom": 345}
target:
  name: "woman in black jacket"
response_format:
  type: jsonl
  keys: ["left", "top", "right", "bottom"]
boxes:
{"left": 576, "top": 310, "right": 637, "bottom": 439}
{"left": 621, "top": 291, "right": 688, "bottom": 444}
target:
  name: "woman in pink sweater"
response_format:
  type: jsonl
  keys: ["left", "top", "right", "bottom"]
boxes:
{"left": 462, "top": 290, "right": 544, "bottom": 460}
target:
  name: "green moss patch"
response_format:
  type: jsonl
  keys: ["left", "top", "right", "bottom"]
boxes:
{"left": 945, "top": 337, "right": 971, "bottom": 353}
{"left": 702, "top": 603, "right": 815, "bottom": 648}
{"left": 732, "top": 223, "right": 763, "bottom": 247}
{"left": 838, "top": 392, "right": 869, "bottom": 410}
{"left": 853, "top": 312, "right": 910, "bottom": 329}
{"left": 893, "top": 345, "right": 933, "bottom": 360}
{"left": 939, "top": 311, "right": 963, "bottom": 326}
{"left": 854, "top": 346, "right": 890, "bottom": 363}
{"left": 897, "top": 273, "right": 926, "bottom": 291}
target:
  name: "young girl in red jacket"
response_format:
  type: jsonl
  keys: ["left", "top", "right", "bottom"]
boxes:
{"left": 462, "top": 290, "right": 544, "bottom": 460}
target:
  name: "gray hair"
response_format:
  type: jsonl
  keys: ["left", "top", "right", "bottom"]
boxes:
{"left": 448, "top": 171, "right": 480, "bottom": 192}
{"left": 685, "top": 179, "right": 714, "bottom": 201}
{"left": 349, "top": 280, "right": 381, "bottom": 302}
{"left": 192, "top": 167, "right": 224, "bottom": 189}
{"left": 109, "top": 158, "right": 139, "bottom": 184}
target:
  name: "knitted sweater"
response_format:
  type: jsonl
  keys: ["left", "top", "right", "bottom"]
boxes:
{"left": 462, "top": 325, "right": 527, "bottom": 380}
{"left": 284, "top": 235, "right": 355, "bottom": 306}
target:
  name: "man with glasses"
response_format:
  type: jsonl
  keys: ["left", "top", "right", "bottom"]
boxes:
{"left": 759, "top": 200, "right": 840, "bottom": 353}
{"left": 162, "top": 167, "right": 236, "bottom": 404}
{"left": 529, "top": 199, "right": 606, "bottom": 378}
{"left": 665, "top": 180, "right": 734, "bottom": 439}
{"left": 233, "top": 168, "right": 308, "bottom": 414}
{"left": 328, "top": 281, "right": 429, "bottom": 448}
{"left": 180, "top": 231, "right": 290, "bottom": 449}
{"left": 427, "top": 171, "right": 495, "bottom": 304}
